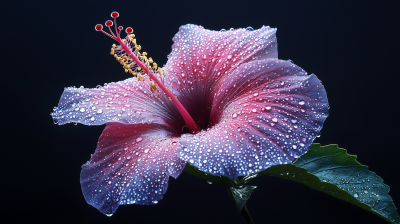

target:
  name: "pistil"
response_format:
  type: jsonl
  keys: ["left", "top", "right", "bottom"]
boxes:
{"left": 95, "top": 12, "right": 201, "bottom": 133}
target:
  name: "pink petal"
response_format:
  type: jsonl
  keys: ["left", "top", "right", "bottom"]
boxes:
{"left": 179, "top": 59, "right": 329, "bottom": 178}
{"left": 51, "top": 78, "right": 185, "bottom": 131}
{"left": 164, "top": 24, "right": 277, "bottom": 128}
{"left": 80, "top": 122, "right": 185, "bottom": 214}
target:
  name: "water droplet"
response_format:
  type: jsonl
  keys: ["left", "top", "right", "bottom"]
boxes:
{"left": 181, "top": 73, "right": 185, "bottom": 77}
{"left": 203, "top": 160, "right": 207, "bottom": 164}
{"left": 354, "top": 193, "right": 358, "bottom": 198}
{"left": 227, "top": 55, "right": 232, "bottom": 60}
{"left": 106, "top": 214, "right": 113, "bottom": 217}
{"left": 272, "top": 118, "right": 278, "bottom": 123}
{"left": 152, "top": 201, "right": 158, "bottom": 204}
{"left": 232, "top": 113, "right": 237, "bottom": 118}
{"left": 97, "top": 109, "right": 103, "bottom": 114}
{"left": 90, "top": 117, "right": 95, "bottom": 121}
{"left": 291, "top": 119, "right": 297, "bottom": 124}
{"left": 136, "top": 137, "right": 143, "bottom": 142}
{"left": 299, "top": 101, "right": 305, "bottom": 105}
{"left": 253, "top": 93, "right": 259, "bottom": 97}
{"left": 292, "top": 145, "right": 297, "bottom": 150}
{"left": 252, "top": 109, "right": 257, "bottom": 113}
{"left": 80, "top": 108, "right": 86, "bottom": 112}
{"left": 246, "top": 27, "right": 254, "bottom": 31}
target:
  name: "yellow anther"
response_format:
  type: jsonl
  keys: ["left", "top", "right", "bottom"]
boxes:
{"left": 168, "top": 97, "right": 172, "bottom": 101}
{"left": 138, "top": 45, "right": 141, "bottom": 50}
{"left": 125, "top": 69, "right": 128, "bottom": 73}
{"left": 133, "top": 39, "right": 137, "bottom": 43}
{"left": 123, "top": 56, "right": 128, "bottom": 61}
{"left": 110, "top": 51, "right": 114, "bottom": 55}
{"left": 120, "top": 60, "right": 125, "bottom": 65}
{"left": 129, "top": 69, "right": 133, "bottom": 74}
{"left": 122, "top": 39, "right": 126, "bottom": 41}
{"left": 112, "top": 44, "right": 116, "bottom": 48}
{"left": 137, "top": 74, "right": 141, "bottom": 81}
{"left": 158, "top": 93, "right": 160, "bottom": 98}
{"left": 138, "top": 67, "right": 141, "bottom": 71}
{"left": 114, "top": 54, "right": 118, "bottom": 59}
{"left": 142, "top": 52, "right": 147, "bottom": 56}
{"left": 130, "top": 34, "right": 135, "bottom": 38}
{"left": 148, "top": 58, "right": 153, "bottom": 63}
{"left": 150, "top": 83, "right": 157, "bottom": 92}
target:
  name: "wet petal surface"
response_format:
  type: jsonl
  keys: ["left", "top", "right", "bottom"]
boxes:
{"left": 165, "top": 24, "right": 278, "bottom": 128}
{"left": 80, "top": 123, "right": 185, "bottom": 214}
{"left": 179, "top": 59, "right": 329, "bottom": 178}
{"left": 51, "top": 78, "right": 184, "bottom": 131}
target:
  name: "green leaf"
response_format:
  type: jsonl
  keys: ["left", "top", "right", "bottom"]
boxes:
{"left": 183, "top": 163, "right": 235, "bottom": 187}
{"left": 230, "top": 186, "right": 257, "bottom": 211}
{"left": 256, "top": 144, "right": 400, "bottom": 224}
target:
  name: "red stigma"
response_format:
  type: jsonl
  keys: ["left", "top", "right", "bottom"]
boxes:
{"left": 111, "top": 11, "right": 119, "bottom": 18}
{"left": 118, "top": 26, "right": 123, "bottom": 30}
{"left": 95, "top": 24, "right": 103, "bottom": 31}
{"left": 105, "top": 20, "right": 113, "bottom": 27}
{"left": 126, "top": 27, "right": 133, "bottom": 34}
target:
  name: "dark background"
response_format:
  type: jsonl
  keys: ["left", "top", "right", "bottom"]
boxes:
{"left": 3, "top": 0, "right": 399, "bottom": 223}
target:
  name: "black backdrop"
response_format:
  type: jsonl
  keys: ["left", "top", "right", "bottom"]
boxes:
{"left": 3, "top": 0, "right": 400, "bottom": 223}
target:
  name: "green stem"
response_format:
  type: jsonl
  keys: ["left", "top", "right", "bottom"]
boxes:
{"left": 227, "top": 188, "right": 255, "bottom": 224}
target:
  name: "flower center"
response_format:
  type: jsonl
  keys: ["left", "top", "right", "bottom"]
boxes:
{"left": 95, "top": 12, "right": 201, "bottom": 133}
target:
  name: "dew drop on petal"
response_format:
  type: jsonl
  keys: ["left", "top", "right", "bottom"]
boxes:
{"left": 97, "top": 109, "right": 103, "bottom": 114}
{"left": 136, "top": 137, "right": 143, "bottom": 142}
{"left": 90, "top": 117, "right": 95, "bottom": 121}
{"left": 299, "top": 100, "right": 305, "bottom": 105}
{"left": 232, "top": 113, "right": 237, "bottom": 118}
{"left": 265, "top": 106, "right": 272, "bottom": 110}
{"left": 227, "top": 55, "right": 232, "bottom": 60}
{"left": 80, "top": 108, "right": 86, "bottom": 112}
{"left": 272, "top": 117, "right": 278, "bottom": 123}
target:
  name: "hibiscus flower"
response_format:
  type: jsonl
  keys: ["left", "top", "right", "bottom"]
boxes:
{"left": 51, "top": 12, "right": 329, "bottom": 215}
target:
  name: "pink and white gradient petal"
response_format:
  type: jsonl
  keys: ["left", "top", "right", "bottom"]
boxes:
{"left": 179, "top": 59, "right": 329, "bottom": 178}
{"left": 164, "top": 24, "right": 278, "bottom": 128}
{"left": 80, "top": 122, "right": 185, "bottom": 214}
{"left": 51, "top": 78, "right": 185, "bottom": 131}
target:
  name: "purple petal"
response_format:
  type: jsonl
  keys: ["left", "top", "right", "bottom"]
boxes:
{"left": 164, "top": 24, "right": 277, "bottom": 128}
{"left": 179, "top": 59, "right": 329, "bottom": 178}
{"left": 51, "top": 78, "right": 185, "bottom": 130}
{"left": 80, "top": 122, "right": 185, "bottom": 214}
